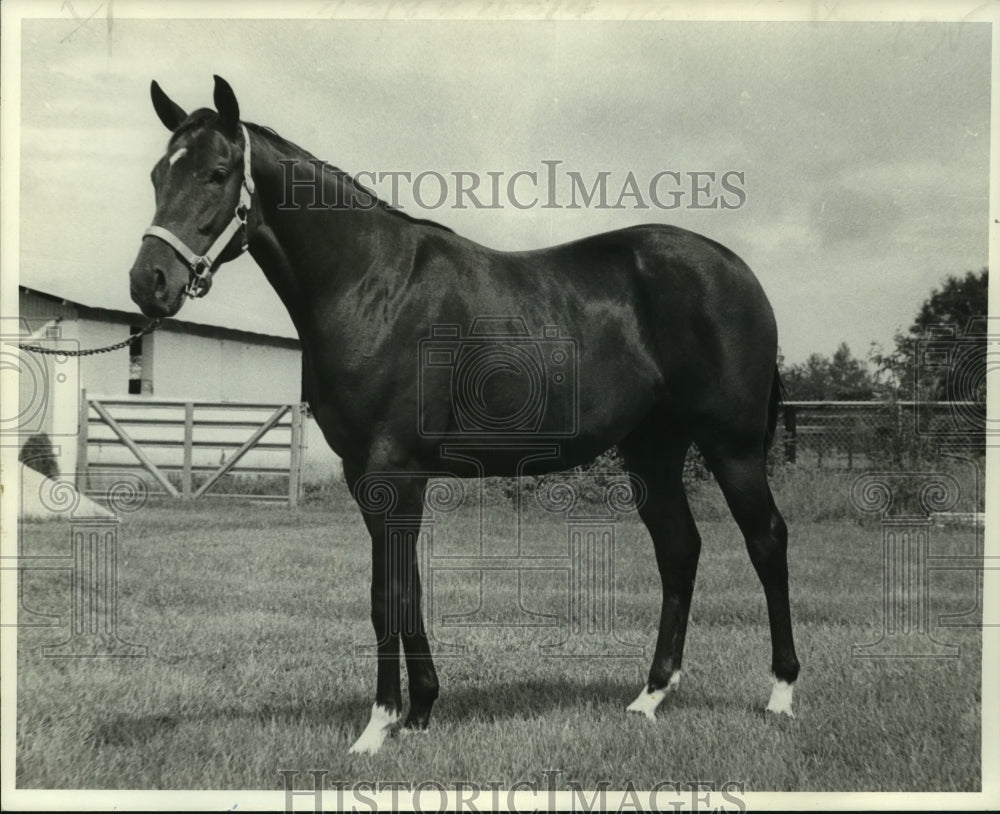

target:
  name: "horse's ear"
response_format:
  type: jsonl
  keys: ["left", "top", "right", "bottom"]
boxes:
{"left": 213, "top": 75, "right": 240, "bottom": 137}
{"left": 150, "top": 80, "right": 187, "bottom": 132}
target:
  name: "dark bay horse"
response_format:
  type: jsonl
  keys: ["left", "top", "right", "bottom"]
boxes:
{"left": 129, "top": 76, "right": 799, "bottom": 754}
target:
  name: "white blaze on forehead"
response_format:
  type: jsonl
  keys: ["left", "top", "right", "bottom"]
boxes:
{"left": 168, "top": 147, "right": 188, "bottom": 166}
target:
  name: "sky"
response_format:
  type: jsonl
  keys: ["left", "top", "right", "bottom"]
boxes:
{"left": 8, "top": 8, "right": 992, "bottom": 364}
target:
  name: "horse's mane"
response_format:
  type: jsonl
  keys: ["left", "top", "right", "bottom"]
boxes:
{"left": 243, "top": 121, "right": 454, "bottom": 234}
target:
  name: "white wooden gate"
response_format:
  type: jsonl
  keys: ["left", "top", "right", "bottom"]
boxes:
{"left": 78, "top": 393, "right": 307, "bottom": 505}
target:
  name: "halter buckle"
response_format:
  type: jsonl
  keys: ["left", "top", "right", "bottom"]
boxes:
{"left": 236, "top": 202, "right": 250, "bottom": 251}
{"left": 186, "top": 263, "right": 214, "bottom": 299}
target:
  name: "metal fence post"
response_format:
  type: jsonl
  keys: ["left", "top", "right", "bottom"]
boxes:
{"left": 288, "top": 403, "right": 304, "bottom": 507}
{"left": 182, "top": 402, "right": 194, "bottom": 499}
{"left": 783, "top": 403, "right": 797, "bottom": 463}
{"left": 76, "top": 388, "right": 89, "bottom": 492}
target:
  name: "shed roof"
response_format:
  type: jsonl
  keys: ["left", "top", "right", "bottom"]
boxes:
{"left": 18, "top": 252, "right": 298, "bottom": 341}
{"left": 20, "top": 285, "right": 301, "bottom": 349}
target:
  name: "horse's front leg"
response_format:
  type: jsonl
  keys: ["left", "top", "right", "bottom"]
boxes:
{"left": 348, "top": 471, "right": 432, "bottom": 754}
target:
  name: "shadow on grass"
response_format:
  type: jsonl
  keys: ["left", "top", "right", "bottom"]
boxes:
{"left": 90, "top": 713, "right": 183, "bottom": 746}
{"left": 89, "top": 676, "right": 758, "bottom": 747}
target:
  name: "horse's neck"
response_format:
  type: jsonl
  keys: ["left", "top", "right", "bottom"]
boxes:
{"left": 246, "top": 132, "right": 407, "bottom": 336}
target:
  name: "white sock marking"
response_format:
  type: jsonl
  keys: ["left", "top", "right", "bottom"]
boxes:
{"left": 626, "top": 671, "right": 681, "bottom": 720}
{"left": 348, "top": 703, "right": 400, "bottom": 754}
{"left": 168, "top": 147, "right": 188, "bottom": 166}
{"left": 766, "top": 678, "right": 795, "bottom": 717}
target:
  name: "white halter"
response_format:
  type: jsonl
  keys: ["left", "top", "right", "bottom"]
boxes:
{"left": 142, "top": 124, "right": 256, "bottom": 299}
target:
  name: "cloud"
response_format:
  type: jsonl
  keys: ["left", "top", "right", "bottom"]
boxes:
{"left": 12, "top": 17, "right": 991, "bottom": 365}
{"left": 812, "top": 188, "right": 899, "bottom": 247}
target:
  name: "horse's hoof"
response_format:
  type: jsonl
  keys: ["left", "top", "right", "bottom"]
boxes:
{"left": 765, "top": 679, "right": 795, "bottom": 717}
{"left": 626, "top": 688, "right": 662, "bottom": 720}
{"left": 348, "top": 703, "right": 399, "bottom": 755}
{"left": 348, "top": 732, "right": 386, "bottom": 755}
{"left": 626, "top": 672, "right": 680, "bottom": 720}
{"left": 626, "top": 695, "right": 659, "bottom": 720}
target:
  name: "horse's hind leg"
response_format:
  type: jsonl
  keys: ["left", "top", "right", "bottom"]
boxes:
{"left": 699, "top": 440, "right": 800, "bottom": 715}
{"left": 400, "top": 548, "right": 438, "bottom": 732}
{"left": 618, "top": 429, "right": 701, "bottom": 720}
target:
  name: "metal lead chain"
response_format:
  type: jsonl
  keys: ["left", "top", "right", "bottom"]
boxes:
{"left": 17, "top": 319, "right": 162, "bottom": 356}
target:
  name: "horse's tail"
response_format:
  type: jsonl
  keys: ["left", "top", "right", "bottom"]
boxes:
{"left": 765, "top": 365, "right": 785, "bottom": 452}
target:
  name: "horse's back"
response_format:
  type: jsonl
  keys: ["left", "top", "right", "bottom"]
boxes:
{"left": 532, "top": 223, "right": 778, "bottom": 409}
{"left": 417, "top": 221, "right": 778, "bottom": 442}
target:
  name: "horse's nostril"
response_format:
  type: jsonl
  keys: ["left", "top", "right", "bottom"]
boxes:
{"left": 153, "top": 267, "right": 167, "bottom": 298}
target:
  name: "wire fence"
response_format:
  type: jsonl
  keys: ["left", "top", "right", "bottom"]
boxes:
{"left": 777, "top": 401, "right": 985, "bottom": 470}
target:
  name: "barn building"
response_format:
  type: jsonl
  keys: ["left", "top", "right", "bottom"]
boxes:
{"left": 18, "top": 285, "right": 305, "bottom": 401}
{"left": 15, "top": 285, "right": 342, "bottom": 491}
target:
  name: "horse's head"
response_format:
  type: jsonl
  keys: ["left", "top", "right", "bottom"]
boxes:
{"left": 129, "top": 76, "right": 256, "bottom": 317}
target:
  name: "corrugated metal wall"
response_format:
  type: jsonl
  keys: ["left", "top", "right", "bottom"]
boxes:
{"left": 18, "top": 288, "right": 79, "bottom": 331}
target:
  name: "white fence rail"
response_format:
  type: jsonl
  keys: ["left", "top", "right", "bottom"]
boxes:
{"left": 78, "top": 393, "right": 307, "bottom": 505}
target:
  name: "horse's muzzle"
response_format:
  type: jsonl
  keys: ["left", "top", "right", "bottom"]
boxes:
{"left": 129, "top": 256, "right": 187, "bottom": 318}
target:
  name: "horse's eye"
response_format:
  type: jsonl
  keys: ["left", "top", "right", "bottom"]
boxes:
{"left": 210, "top": 167, "right": 229, "bottom": 183}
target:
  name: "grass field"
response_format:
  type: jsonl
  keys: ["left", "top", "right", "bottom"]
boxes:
{"left": 16, "top": 480, "right": 982, "bottom": 792}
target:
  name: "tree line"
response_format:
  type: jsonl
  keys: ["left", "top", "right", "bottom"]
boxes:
{"left": 780, "top": 268, "right": 988, "bottom": 403}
